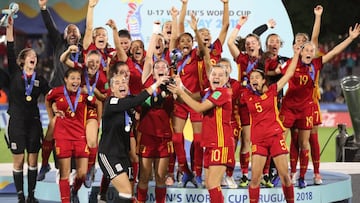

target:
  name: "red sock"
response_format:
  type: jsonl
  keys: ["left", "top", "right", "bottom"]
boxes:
{"left": 136, "top": 186, "right": 148, "bottom": 202}
{"left": 226, "top": 167, "right": 234, "bottom": 177}
{"left": 73, "top": 177, "right": 84, "bottom": 192}
{"left": 240, "top": 152, "right": 250, "bottom": 174}
{"left": 41, "top": 139, "right": 54, "bottom": 166}
{"left": 208, "top": 186, "right": 224, "bottom": 203}
{"left": 132, "top": 162, "right": 138, "bottom": 181}
{"left": 282, "top": 184, "right": 294, "bottom": 203}
{"left": 263, "top": 156, "right": 271, "bottom": 175}
{"left": 155, "top": 187, "right": 166, "bottom": 203}
{"left": 168, "top": 153, "right": 176, "bottom": 174}
{"left": 248, "top": 186, "right": 260, "bottom": 203}
{"left": 299, "top": 149, "right": 310, "bottom": 179}
{"left": 290, "top": 131, "right": 299, "bottom": 174}
{"left": 172, "top": 132, "right": 190, "bottom": 174}
{"left": 59, "top": 179, "right": 70, "bottom": 203}
{"left": 310, "top": 133, "right": 320, "bottom": 174}
{"left": 88, "top": 147, "right": 97, "bottom": 171}
{"left": 193, "top": 133, "right": 203, "bottom": 177}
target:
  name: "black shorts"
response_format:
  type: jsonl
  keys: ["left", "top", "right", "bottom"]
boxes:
{"left": 98, "top": 153, "right": 133, "bottom": 181}
{"left": 7, "top": 116, "right": 43, "bottom": 154}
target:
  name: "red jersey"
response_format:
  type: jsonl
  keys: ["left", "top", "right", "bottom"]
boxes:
{"left": 241, "top": 84, "right": 285, "bottom": 143}
{"left": 281, "top": 57, "right": 323, "bottom": 109}
{"left": 228, "top": 78, "right": 241, "bottom": 126}
{"left": 177, "top": 49, "right": 203, "bottom": 93}
{"left": 137, "top": 76, "right": 173, "bottom": 137}
{"left": 234, "top": 52, "right": 260, "bottom": 84}
{"left": 201, "top": 87, "right": 234, "bottom": 147}
{"left": 74, "top": 62, "right": 108, "bottom": 95}
{"left": 126, "top": 57, "right": 144, "bottom": 95}
{"left": 47, "top": 86, "right": 93, "bottom": 141}
{"left": 197, "top": 39, "right": 223, "bottom": 89}
{"left": 83, "top": 43, "right": 116, "bottom": 73}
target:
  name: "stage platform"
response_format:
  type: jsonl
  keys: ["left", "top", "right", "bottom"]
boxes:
{"left": 0, "top": 163, "right": 354, "bottom": 203}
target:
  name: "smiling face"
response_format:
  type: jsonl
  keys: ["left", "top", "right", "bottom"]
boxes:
{"left": 245, "top": 35, "right": 261, "bottom": 58}
{"left": 249, "top": 70, "right": 266, "bottom": 92}
{"left": 198, "top": 28, "right": 212, "bottom": 48}
{"left": 153, "top": 60, "right": 169, "bottom": 80}
{"left": 23, "top": 49, "right": 37, "bottom": 70}
{"left": 177, "top": 33, "right": 193, "bottom": 56}
{"left": 154, "top": 35, "right": 165, "bottom": 56}
{"left": 93, "top": 27, "right": 108, "bottom": 50}
{"left": 300, "top": 42, "right": 316, "bottom": 64}
{"left": 209, "top": 65, "right": 228, "bottom": 90}
{"left": 162, "top": 21, "right": 172, "bottom": 41}
{"left": 110, "top": 75, "right": 129, "bottom": 98}
{"left": 130, "top": 40, "right": 145, "bottom": 62}
{"left": 86, "top": 51, "right": 101, "bottom": 76}
{"left": 65, "top": 69, "right": 82, "bottom": 93}
{"left": 65, "top": 24, "right": 81, "bottom": 45}
{"left": 266, "top": 34, "right": 282, "bottom": 56}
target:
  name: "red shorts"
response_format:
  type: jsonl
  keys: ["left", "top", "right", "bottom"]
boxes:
{"left": 313, "top": 101, "right": 322, "bottom": 126}
{"left": 251, "top": 133, "right": 288, "bottom": 157}
{"left": 55, "top": 139, "right": 89, "bottom": 159}
{"left": 87, "top": 107, "right": 98, "bottom": 120}
{"left": 280, "top": 103, "right": 314, "bottom": 130}
{"left": 173, "top": 102, "right": 203, "bottom": 122}
{"left": 203, "top": 146, "right": 235, "bottom": 169}
{"left": 231, "top": 121, "right": 241, "bottom": 141}
{"left": 239, "top": 103, "right": 250, "bottom": 126}
{"left": 139, "top": 134, "right": 173, "bottom": 158}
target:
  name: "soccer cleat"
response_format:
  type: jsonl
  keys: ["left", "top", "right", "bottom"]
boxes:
{"left": 69, "top": 169, "right": 77, "bottom": 186}
{"left": 313, "top": 173, "right": 323, "bottom": 185}
{"left": 26, "top": 197, "right": 39, "bottom": 203}
{"left": 71, "top": 187, "right": 80, "bottom": 203}
{"left": 97, "top": 194, "right": 107, "bottom": 203}
{"left": 182, "top": 172, "right": 197, "bottom": 187}
{"left": 165, "top": 174, "right": 175, "bottom": 186}
{"left": 37, "top": 164, "right": 51, "bottom": 181}
{"left": 84, "top": 166, "right": 96, "bottom": 188}
{"left": 238, "top": 175, "right": 249, "bottom": 187}
{"left": 176, "top": 170, "right": 183, "bottom": 186}
{"left": 18, "top": 195, "right": 25, "bottom": 203}
{"left": 195, "top": 176, "right": 204, "bottom": 188}
{"left": 223, "top": 175, "right": 238, "bottom": 189}
{"left": 260, "top": 175, "right": 274, "bottom": 188}
{"left": 298, "top": 178, "right": 307, "bottom": 189}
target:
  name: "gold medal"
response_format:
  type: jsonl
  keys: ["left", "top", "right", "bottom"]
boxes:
{"left": 125, "top": 125, "right": 130, "bottom": 132}
{"left": 26, "top": 95, "right": 32, "bottom": 102}
{"left": 154, "top": 96, "right": 158, "bottom": 102}
{"left": 87, "top": 95, "right": 93, "bottom": 101}
{"left": 242, "top": 80, "right": 248, "bottom": 87}
{"left": 161, "top": 91, "right": 167, "bottom": 98}
{"left": 70, "top": 112, "right": 75, "bottom": 117}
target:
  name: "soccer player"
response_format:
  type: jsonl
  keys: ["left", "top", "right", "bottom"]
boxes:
{"left": 240, "top": 46, "right": 300, "bottom": 203}
{"left": 98, "top": 74, "right": 164, "bottom": 203}
{"left": 5, "top": 16, "right": 51, "bottom": 203}
{"left": 46, "top": 68, "right": 93, "bottom": 203}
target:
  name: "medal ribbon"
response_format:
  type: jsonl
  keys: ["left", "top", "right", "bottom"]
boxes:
{"left": 177, "top": 55, "right": 191, "bottom": 74}
{"left": 23, "top": 70, "right": 36, "bottom": 97}
{"left": 125, "top": 111, "right": 131, "bottom": 130}
{"left": 85, "top": 69, "right": 100, "bottom": 97}
{"left": 152, "top": 53, "right": 165, "bottom": 62}
{"left": 134, "top": 63, "right": 143, "bottom": 74}
{"left": 243, "top": 60, "right": 258, "bottom": 85}
{"left": 63, "top": 86, "right": 81, "bottom": 114}
{"left": 70, "top": 46, "right": 80, "bottom": 62}
{"left": 201, "top": 90, "right": 212, "bottom": 102}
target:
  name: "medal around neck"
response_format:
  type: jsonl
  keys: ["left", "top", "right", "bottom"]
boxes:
{"left": 125, "top": 125, "right": 130, "bottom": 132}
{"left": 87, "top": 95, "right": 93, "bottom": 101}
{"left": 26, "top": 95, "right": 32, "bottom": 102}
{"left": 70, "top": 112, "right": 75, "bottom": 117}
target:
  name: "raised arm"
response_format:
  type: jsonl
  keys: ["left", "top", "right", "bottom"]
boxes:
{"left": 106, "top": 19, "right": 128, "bottom": 62}
{"left": 142, "top": 32, "right": 158, "bottom": 84}
{"left": 323, "top": 23, "right": 360, "bottom": 64}
{"left": 59, "top": 45, "right": 78, "bottom": 68}
{"left": 169, "top": 7, "right": 179, "bottom": 52}
{"left": 38, "top": 0, "right": 62, "bottom": 45}
{"left": 5, "top": 17, "right": 17, "bottom": 76}
{"left": 227, "top": 15, "right": 248, "bottom": 59}
{"left": 217, "top": 0, "right": 229, "bottom": 45}
{"left": 311, "top": 5, "right": 323, "bottom": 49}
{"left": 252, "top": 19, "right": 276, "bottom": 36}
{"left": 83, "top": 0, "right": 98, "bottom": 50}
{"left": 277, "top": 45, "right": 300, "bottom": 92}
{"left": 178, "top": 0, "right": 188, "bottom": 34}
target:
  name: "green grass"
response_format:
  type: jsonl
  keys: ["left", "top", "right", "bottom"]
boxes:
{"left": 0, "top": 127, "right": 354, "bottom": 163}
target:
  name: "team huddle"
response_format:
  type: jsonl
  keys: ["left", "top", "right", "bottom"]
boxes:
{"left": 3, "top": 0, "right": 360, "bottom": 203}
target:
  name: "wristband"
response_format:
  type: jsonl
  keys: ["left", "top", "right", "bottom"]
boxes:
{"left": 236, "top": 24, "right": 241, "bottom": 30}
{"left": 152, "top": 22, "right": 161, "bottom": 34}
